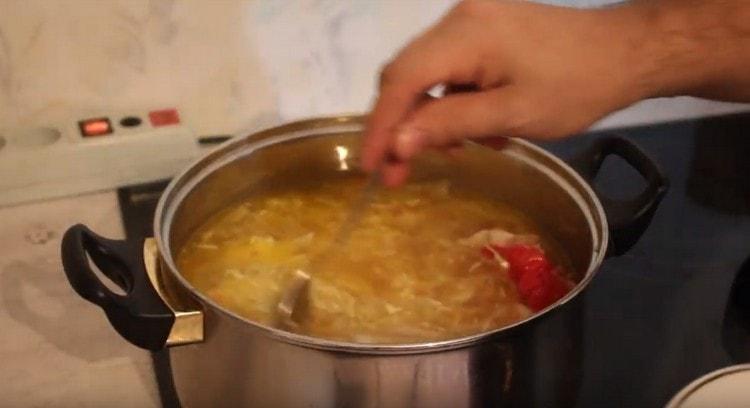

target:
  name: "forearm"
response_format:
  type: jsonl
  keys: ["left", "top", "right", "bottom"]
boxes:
{"left": 636, "top": 0, "right": 750, "bottom": 102}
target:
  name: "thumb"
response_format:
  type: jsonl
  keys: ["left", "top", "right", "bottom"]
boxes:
{"left": 393, "top": 87, "right": 527, "bottom": 161}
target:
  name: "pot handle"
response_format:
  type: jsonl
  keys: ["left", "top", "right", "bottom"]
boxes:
{"left": 569, "top": 136, "right": 669, "bottom": 256}
{"left": 61, "top": 224, "right": 175, "bottom": 350}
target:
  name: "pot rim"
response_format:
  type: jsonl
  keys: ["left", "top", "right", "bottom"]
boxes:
{"left": 153, "top": 114, "right": 608, "bottom": 354}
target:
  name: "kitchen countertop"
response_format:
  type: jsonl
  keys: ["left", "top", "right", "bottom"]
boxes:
{"left": 0, "top": 191, "right": 160, "bottom": 407}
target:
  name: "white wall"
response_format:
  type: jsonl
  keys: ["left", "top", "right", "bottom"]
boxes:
{"left": 0, "top": 0, "right": 455, "bottom": 136}
{"left": 0, "top": 0, "right": 746, "bottom": 138}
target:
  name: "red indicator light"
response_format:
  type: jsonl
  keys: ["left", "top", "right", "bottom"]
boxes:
{"left": 149, "top": 109, "right": 180, "bottom": 127}
{"left": 79, "top": 118, "right": 113, "bottom": 137}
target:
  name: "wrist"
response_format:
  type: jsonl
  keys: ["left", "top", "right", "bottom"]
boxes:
{"left": 638, "top": 1, "right": 707, "bottom": 98}
{"left": 589, "top": 3, "right": 672, "bottom": 107}
{"left": 630, "top": 0, "right": 750, "bottom": 100}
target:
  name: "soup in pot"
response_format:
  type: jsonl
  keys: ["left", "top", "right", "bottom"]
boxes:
{"left": 177, "top": 177, "right": 576, "bottom": 343}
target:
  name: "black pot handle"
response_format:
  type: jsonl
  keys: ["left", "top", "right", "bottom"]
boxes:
{"left": 61, "top": 224, "right": 174, "bottom": 350}
{"left": 569, "top": 136, "right": 669, "bottom": 256}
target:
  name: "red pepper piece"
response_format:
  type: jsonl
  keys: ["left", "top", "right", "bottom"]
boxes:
{"left": 517, "top": 266, "right": 572, "bottom": 311}
{"left": 482, "top": 244, "right": 572, "bottom": 311}
{"left": 483, "top": 244, "right": 548, "bottom": 283}
{"left": 497, "top": 245, "right": 548, "bottom": 283}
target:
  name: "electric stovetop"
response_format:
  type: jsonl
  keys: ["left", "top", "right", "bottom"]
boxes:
{"left": 118, "top": 112, "right": 750, "bottom": 408}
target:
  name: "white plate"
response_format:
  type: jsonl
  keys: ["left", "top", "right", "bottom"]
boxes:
{"left": 666, "top": 364, "right": 750, "bottom": 408}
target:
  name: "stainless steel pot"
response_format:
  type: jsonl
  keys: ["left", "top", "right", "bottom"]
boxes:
{"left": 61, "top": 115, "right": 668, "bottom": 407}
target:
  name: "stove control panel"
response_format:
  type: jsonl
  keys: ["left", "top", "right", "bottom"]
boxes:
{"left": 0, "top": 108, "right": 211, "bottom": 207}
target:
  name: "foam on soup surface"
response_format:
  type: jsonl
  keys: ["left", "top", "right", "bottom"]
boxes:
{"left": 177, "top": 178, "right": 574, "bottom": 343}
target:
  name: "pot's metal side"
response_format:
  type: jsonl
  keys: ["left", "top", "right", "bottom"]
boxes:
{"left": 167, "top": 292, "right": 585, "bottom": 408}
{"left": 168, "top": 314, "right": 519, "bottom": 408}
{"left": 151, "top": 114, "right": 609, "bottom": 355}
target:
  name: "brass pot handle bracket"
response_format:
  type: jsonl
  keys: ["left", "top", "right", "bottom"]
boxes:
{"left": 143, "top": 238, "right": 204, "bottom": 347}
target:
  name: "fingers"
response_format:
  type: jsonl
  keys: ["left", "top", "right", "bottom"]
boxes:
{"left": 381, "top": 160, "right": 411, "bottom": 187}
{"left": 361, "top": 17, "right": 484, "bottom": 173}
{"left": 392, "top": 86, "right": 527, "bottom": 161}
{"left": 474, "top": 137, "right": 510, "bottom": 150}
{"left": 445, "top": 83, "right": 480, "bottom": 94}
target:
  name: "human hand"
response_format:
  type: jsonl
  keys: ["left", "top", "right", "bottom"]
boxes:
{"left": 362, "top": 0, "right": 653, "bottom": 186}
